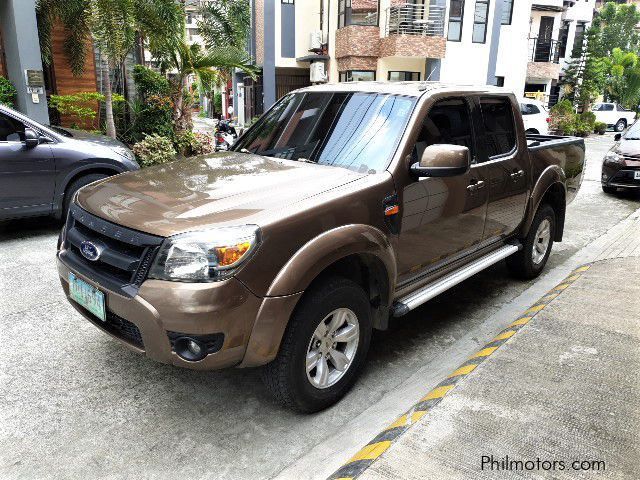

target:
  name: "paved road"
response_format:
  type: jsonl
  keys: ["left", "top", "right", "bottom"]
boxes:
{"left": 0, "top": 133, "right": 638, "bottom": 480}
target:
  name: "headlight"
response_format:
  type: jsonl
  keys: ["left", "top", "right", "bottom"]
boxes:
{"left": 148, "top": 225, "right": 260, "bottom": 282}
{"left": 604, "top": 151, "right": 623, "bottom": 164}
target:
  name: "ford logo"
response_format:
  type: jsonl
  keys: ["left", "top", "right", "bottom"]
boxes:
{"left": 80, "top": 241, "right": 102, "bottom": 261}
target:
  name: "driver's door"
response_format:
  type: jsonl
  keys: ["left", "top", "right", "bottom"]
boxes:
{"left": 0, "top": 111, "right": 55, "bottom": 219}
{"left": 396, "top": 97, "right": 488, "bottom": 282}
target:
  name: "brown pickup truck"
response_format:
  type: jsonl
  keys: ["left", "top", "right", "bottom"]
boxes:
{"left": 57, "top": 83, "right": 585, "bottom": 412}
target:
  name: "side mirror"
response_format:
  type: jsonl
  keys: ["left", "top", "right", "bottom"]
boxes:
{"left": 614, "top": 133, "right": 622, "bottom": 141}
{"left": 24, "top": 128, "right": 41, "bottom": 148}
{"left": 411, "top": 144, "right": 471, "bottom": 178}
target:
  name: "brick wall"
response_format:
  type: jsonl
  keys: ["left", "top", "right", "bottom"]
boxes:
{"left": 379, "top": 35, "right": 446, "bottom": 59}
{"left": 255, "top": 0, "right": 264, "bottom": 65}
{"left": 527, "top": 62, "right": 561, "bottom": 80}
{"left": 351, "top": 0, "right": 378, "bottom": 12}
{"left": 336, "top": 57, "right": 378, "bottom": 71}
{"left": 335, "top": 25, "right": 380, "bottom": 59}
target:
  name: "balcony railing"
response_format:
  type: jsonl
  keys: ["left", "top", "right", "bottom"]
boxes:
{"left": 529, "top": 37, "right": 561, "bottom": 63}
{"left": 385, "top": 4, "right": 446, "bottom": 37}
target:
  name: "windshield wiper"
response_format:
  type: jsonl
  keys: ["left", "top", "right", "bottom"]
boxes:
{"left": 624, "top": 137, "right": 640, "bottom": 140}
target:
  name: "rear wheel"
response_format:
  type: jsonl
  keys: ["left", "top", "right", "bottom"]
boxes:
{"left": 615, "top": 119, "right": 627, "bottom": 132}
{"left": 62, "top": 174, "right": 108, "bottom": 220}
{"left": 261, "top": 277, "right": 372, "bottom": 413}
{"left": 507, "top": 204, "right": 555, "bottom": 280}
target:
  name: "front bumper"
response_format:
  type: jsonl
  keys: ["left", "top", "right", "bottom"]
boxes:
{"left": 58, "top": 256, "right": 263, "bottom": 370}
{"left": 602, "top": 165, "right": 640, "bottom": 189}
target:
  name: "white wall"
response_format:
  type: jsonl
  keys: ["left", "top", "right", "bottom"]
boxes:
{"left": 495, "top": 0, "right": 533, "bottom": 95}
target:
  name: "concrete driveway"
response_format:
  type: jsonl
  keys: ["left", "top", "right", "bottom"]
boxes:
{"left": 0, "top": 133, "right": 638, "bottom": 480}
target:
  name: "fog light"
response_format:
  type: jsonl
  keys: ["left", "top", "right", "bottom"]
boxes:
{"left": 174, "top": 337, "right": 207, "bottom": 361}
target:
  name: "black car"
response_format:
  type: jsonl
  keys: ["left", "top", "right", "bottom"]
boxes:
{"left": 0, "top": 104, "right": 139, "bottom": 221}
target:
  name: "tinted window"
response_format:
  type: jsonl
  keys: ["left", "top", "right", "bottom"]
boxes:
{"left": 412, "top": 98, "right": 475, "bottom": 162}
{"left": 520, "top": 103, "right": 541, "bottom": 115}
{"left": 0, "top": 112, "right": 25, "bottom": 142}
{"left": 623, "top": 121, "right": 640, "bottom": 139}
{"left": 480, "top": 97, "right": 516, "bottom": 157}
{"left": 233, "top": 92, "right": 415, "bottom": 173}
{"left": 594, "top": 103, "right": 614, "bottom": 112}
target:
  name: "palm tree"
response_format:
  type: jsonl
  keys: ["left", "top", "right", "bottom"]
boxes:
{"left": 37, "top": 0, "right": 183, "bottom": 138}
{"left": 157, "top": 40, "right": 258, "bottom": 132}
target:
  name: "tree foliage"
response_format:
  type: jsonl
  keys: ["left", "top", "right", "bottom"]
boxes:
{"left": 198, "top": 0, "right": 250, "bottom": 51}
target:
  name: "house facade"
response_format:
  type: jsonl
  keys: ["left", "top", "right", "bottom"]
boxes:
{"left": 240, "top": 0, "right": 595, "bottom": 120}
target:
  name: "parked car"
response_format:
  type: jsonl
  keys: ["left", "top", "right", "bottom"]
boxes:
{"left": 602, "top": 120, "right": 640, "bottom": 194}
{"left": 592, "top": 102, "right": 636, "bottom": 132}
{"left": 0, "top": 104, "right": 138, "bottom": 221}
{"left": 57, "top": 83, "right": 585, "bottom": 412}
{"left": 519, "top": 98, "right": 549, "bottom": 134}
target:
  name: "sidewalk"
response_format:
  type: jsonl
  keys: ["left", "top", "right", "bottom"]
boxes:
{"left": 331, "top": 212, "right": 640, "bottom": 479}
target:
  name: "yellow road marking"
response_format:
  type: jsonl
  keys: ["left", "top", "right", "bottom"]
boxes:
{"left": 420, "top": 385, "right": 454, "bottom": 402}
{"left": 574, "top": 265, "right": 590, "bottom": 272}
{"left": 349, "top": 441, "right": 392, "bottom": 462}
{"left": 524, "top": 304, "right": 546, "bottom": 314}
{"left": 554, "top": 283, "right": 570, "bottom": 291}
{"left": 449, "top": 364, "right": 477, "bottom": 378}
{"left": 471, "top": 346, "right": 498, "bottom": 359}
{"left": 493, "top": 330, "right": 516, "bottom": 341}
{"left": 565, "top": 274, "right": 580, "bottom": 282}
{"left": 411, "top": 410, "right": 427, "bottom": 423}
{"left": 509, "top": 316, "right": 532, "bottom": 327}
{"left": 385, "top": 415, "right": 407, "bottom": 430}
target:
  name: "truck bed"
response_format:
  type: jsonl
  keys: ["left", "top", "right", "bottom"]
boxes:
{"left": 526, "top": 134, "right": 586, "bottom": 204}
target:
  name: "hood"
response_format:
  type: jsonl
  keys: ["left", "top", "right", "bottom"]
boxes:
{"left": 616, "top": 139, "right": 640, "bottom": 159}
{"left": 76, "top": 152, "right": 367, "bottom": 237}
{"left": 54, "top": 127, "right": 129, "bottom": 149}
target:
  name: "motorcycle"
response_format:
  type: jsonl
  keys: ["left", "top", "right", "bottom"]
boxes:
{"left": 214, "top": 119, "right": 238, "bottom": 151}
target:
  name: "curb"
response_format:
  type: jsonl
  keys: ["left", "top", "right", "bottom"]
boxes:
{"left": 327, "top": 264, "right": 592, "bottom": 480}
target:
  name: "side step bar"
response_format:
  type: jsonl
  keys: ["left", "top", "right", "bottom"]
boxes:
{"left": 392, "top": 244, "right": 520, "bottom": 317}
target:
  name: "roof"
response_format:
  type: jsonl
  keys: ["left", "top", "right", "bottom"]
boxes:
{"left": 296, "top": 81, "right": 516, "bottom": 98}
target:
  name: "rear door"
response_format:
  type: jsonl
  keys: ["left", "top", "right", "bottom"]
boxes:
{"left": 474, "top": 95, "right": 529, "bottom": 240}
{"left": 396, "top": 96, "right": 488, "bottom": 281}
{"left": 0, "top": 111, "right": 55, "bottom": 219}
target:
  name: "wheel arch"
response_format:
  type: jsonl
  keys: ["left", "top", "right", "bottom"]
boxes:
{"left": 239, "top": 225, "right": 396, "bottom": 368}
{"left": 522, "top": 166, "right": 566, "bottom": 242}
{"left": 54, "top": 164, "right": 123, "bottom": 218}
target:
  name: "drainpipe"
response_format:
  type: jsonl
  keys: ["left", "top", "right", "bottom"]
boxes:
{"left": 486, "top": 0, "right": 504, "bottom": 85}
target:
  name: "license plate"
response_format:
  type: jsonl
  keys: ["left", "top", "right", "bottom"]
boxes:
{"left": 634, "top": 171, "right": 640, "bottom": 180}
{"left": 69, "top": 273, "right": 106, "bottom": 322}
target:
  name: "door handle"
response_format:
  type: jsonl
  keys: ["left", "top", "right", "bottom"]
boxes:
{"left": 467, "top": 180, "right": 485, "bottom": 192}
{"left": 510, "top": 169, "right": 524, "bottom": 180}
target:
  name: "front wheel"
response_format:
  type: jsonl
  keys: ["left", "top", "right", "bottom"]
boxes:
{"left": 615, "top": 119, "right": 627, "bottom": 132}
{"left": 62, "top": 173, "right": 108, "bottom": 220}
{"left": 507, "top": 204, "right": 556, "bottom": 280}
{"left": 261, "top": 277, "right": 372, "bottom": 413}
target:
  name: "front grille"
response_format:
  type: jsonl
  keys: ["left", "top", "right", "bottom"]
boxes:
{"left": 105, "top": 311, "right": 144, "bottom": 348}
{"left": 60, "top": 204, "right": 163, "bottom": 297}
{"left": 610, "top": 169, "right": 640, "bottom": 185}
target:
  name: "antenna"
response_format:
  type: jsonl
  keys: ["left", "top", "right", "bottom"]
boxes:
{"left": 425, "top": 66, "right": 437, "bottom": 81}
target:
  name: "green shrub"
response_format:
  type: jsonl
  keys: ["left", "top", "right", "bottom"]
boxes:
{"left": 549, "top": 99, "right": 578, "bottom": 135}
{"left": 132, "top": 65, "right": 171, "bottom": 98}
{"left": 579, "top": 111, "right": 596, "bottom": 129}
{"left": 574, "top": 122, "right": 592, "bottom": 137}
{"left": 594, "top": 121, "right": 607, "bottom": 134}
{"left": 131, "top": 66, "right": 174, "bottom": 142}
{"left": 0, "top": 77, "right": 17, "bottom": 107}
{"left": 174, "top": 130, "right": 215, "bottom": 156}
{"left": 214, "top": 92, "right": 222, "bottom": 113}
{"left": 132, "top": 134, "right": 176, "bottom": 167}
{"left": 49, "top": 91, "right": 125, "bottom": 127}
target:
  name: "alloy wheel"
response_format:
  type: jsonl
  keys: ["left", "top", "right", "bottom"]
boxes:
{"left": 532, "top": 218, "right": 551, "bottom": 265}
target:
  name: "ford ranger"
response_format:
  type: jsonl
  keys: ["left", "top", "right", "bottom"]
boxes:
{"left": 57, "top": 83, "right": 585, "bottom": 412}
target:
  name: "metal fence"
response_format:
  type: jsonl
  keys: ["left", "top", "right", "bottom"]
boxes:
{"left": 384, "top": 4, "right": 446, "bottom": 37}
{"left": 528, "top": 37, "right": 561, "bottom": 63}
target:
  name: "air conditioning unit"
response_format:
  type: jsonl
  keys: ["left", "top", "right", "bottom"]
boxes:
{"left": 309, "top": 31, "right": 324, "bottom": 52}
{"left": 310, "top": 61, "right": 327, "bottom": 83}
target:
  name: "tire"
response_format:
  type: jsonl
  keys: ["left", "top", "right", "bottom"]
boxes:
{"left": 615, "top": 119, "right": 627, "bottom": 132}
{"left": 525, "top": 129, "right": 539, "bottom": 134}
{"left": 62, "top": 174, "right": 109, "bottom": 220}
{"left": 507, "top": 204, "right": 556, "bottom": 280}
{"left": 261, "top": 277, "right": 372, "bottom": 413}
{"left": 602, "top": 185, "right": 617, "bottom": 194}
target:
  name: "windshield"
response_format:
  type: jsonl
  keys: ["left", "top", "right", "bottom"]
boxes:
{"left": 233, "top": 92, "right": 416, "bottom": 173}
{"left": 624, "top": 121, "right": 640, "bottom": 139}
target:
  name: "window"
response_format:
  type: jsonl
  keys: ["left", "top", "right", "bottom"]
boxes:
{"left": 338, "top": 0, "right": 377, "bottom": 28}
{"left": 593, "top": 103, "right": 614, "bottom": 112}
{"left": 0, "top": 112, "right": 25, "bottom": 142}
{"left": 233, "top": 92, "right": 416, "bottom": 173}
{"left": 496, "top": 76, "right": 505, "bottom": 87}
{"left": 282, "top": 0, "right": 294, "bottom": 3}
{"left": 480, "top": 97, "right": 516, "bottom": 157}
{"left": 339, "top": 70, "right": 376, "bottom": 82}
{"left": 501, "top": 0, "right": 513, "bottom": 25}
{"left": 447, "top": 0, "right": 465, "bottom": 41}
{"left": 472, "top": 0, "right": 490, "bottom": 43}
{"left": 520, "top": 103, "right": 541, "bottom": 115}
{"left": 572, "top": 21, "right": 586, "bottom": 57}
{"left": 558, "top": 20, "right": 570, "bottom": 58}
{"left": 388, "top": 71, "right": 421, "bottom": 82}
{"left": 412, "top": 98, "right": 475, "bottom": 162}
